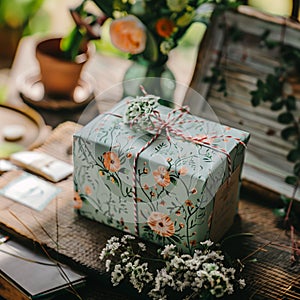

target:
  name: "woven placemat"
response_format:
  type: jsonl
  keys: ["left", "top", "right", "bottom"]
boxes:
{"left": 0, "top": 121, "right": 299, "bottom": 300}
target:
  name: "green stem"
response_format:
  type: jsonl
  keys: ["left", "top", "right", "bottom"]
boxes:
{"left": 63, "top": 28, "right": 84, "bottom": 61}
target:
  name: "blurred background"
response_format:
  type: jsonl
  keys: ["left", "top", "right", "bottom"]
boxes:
{"left": 1, "top": 0, "right": 294, "bottom": 67}
{"left": 0, "top": 0, "right": 295, "bottom": 105}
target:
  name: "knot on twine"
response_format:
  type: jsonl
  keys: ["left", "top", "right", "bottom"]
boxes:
{"left": 124, "top": 94, "right": 192, "bottom": 140}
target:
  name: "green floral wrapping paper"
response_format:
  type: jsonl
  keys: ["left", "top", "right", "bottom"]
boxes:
{"left": 73, "top": 99, "right": 250, "bottom": 253}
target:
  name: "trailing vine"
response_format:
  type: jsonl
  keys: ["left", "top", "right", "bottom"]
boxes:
{"left": 250, "top": 31, "right": 300, "bottom": 261}
{"left": 203, "top": 11, "right": 300, "bottom": 261}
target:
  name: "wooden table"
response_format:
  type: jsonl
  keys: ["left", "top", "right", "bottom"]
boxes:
{"left": 0, "top": 122, "right": 298, "bottom": 300}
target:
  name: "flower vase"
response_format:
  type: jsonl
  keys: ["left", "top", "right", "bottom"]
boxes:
{"left": 122, "top": 59, "right": 176, "bottom": 108}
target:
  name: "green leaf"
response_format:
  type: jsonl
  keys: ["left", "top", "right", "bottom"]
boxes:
{"left": 143, "top": 30, "right": 158, "bottom": 63}
{"left": 270, "top": 100, "right": 284, "bottom": 111}
{"left": 273, "top": 208, "right": 286, "bottom": 217}
{"left": 280, "top": 194, "right": 291, "bottom": 205}
{"left": 170, "top": 177, "right": 177, "bottom": 185}
{"left": 257, "top": 79, "right": 264, "bottom": 89}
{"left": 285, "top": 96, "right": 296, "bottom": 110}
{"left": 287, "top": 149, "right": 300, "bottom": 162}
{"left": 61, "top": 27, "right": 84, "bottom": 61}
{"left": 277, "top": 112, "right": 294, "bottom": 124}
{"left": 285, "top": 176, "right": 298, "bottom": 186}
{"left": 293, "top": 162, "right": 300, "bottom": 176}
{"left": 281, "top": 126, "right": 297, "bottom": 140}
{"left": 251, "top": 95, "right": 260, "bottom": 107}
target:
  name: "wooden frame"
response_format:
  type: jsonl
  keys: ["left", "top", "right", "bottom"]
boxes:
{"left": 184, "top": 5, "right": 300, "bottom": 199}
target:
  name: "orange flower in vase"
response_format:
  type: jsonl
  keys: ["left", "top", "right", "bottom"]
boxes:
{"left": 110, "top": 15, "right": 147, "bottom": 55}
{"left": 92, "top": 0, "right": 211, "bottom": 106}
{"left": 155, "top": 18, "right": 175, "bottom": 38}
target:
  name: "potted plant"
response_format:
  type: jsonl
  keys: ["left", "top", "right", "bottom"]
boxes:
{"left": 35, "top": 0, "right": 106, "bottom": 99}
{"left": 86, "top": 0, "right": 239, "bottom": 107}
{"left": 0, "top": 0, "right": 45, "bottom": 67}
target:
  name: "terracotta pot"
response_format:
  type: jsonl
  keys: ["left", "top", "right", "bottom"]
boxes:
{"left": 35, "top": 37, "right": 90, "bottom": 98}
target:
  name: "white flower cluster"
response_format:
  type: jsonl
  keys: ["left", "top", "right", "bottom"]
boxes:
{"left": 123, "top": 95, "right": 159, "bottom": 132}
{"left": 99, "top": 235, "right": 153, "bottom": 292}
{"left": 99, "top": 236, "right": 245, "bottom": 299}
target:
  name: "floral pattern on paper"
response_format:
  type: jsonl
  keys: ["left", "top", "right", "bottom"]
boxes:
{"left": 103, "top": 151, "right": 121, "bottom": 172}
{"left": 73, "top": 100, "right": 250, "bottom": 253}
{"left": 152, "top": 166, "right": 171, "bottom": 187}
{"left": 147, "top": 212, "right": 175, "bottom": 237}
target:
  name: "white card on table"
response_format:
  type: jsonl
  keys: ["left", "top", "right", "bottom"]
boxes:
{"left": 0, "top": 173, "right": 61, "bottom": 211}
{"left": 10, "top": 151, "right": 73, "bottom": 182}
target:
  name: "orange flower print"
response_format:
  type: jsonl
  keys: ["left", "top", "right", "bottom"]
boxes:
{"left": 85, "top": 185, "right": 92, "bottom": 195}
{"left": 156, "top": 18, "right": 175, "bottom": 38}
{"left": 153, "top": 166, "right": 170, "bottom": 187}
{"left": 160, "top": 200, "right": 166, "bottom": 206}
{"left": 73, "top": 191, "right": 83, "bottom": 209}
{"left": 190, "top": 240, "right": 197, "bottom": 246}
{"left": 185, "top": 199, "right": 194, "bottom": 207}
{"left": 147, "top": 212, "right": 175, "bottom": 237}
{"left": 143, "top": 184, "right": 149, "bottom": 190}
{"left": 191, "top": 188, "right": 197, "bottom": 194}
{"left": 103, "top": 151, "right": 121, "bottom": 172}
{"left": 110, "top": 15, "right": 146, "bottom": 54}
{"left": 150, "top": 191, "right": 156, "bottom": 197}
{"left": 175, "top": 210, "right": 181, "bottom": 216}
{"left": 178, "top": 166, "right": 188, "bottom": 176}
{"left": 126, "top": 152, "right": 132, "bottom": 159}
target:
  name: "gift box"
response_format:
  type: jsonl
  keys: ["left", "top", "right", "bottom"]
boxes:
{"left": 73, "top": 96, "right": 250, "bottom": 253}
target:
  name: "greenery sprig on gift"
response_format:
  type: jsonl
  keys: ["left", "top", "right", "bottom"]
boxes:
{"left": 123, "top": 94, "right": 159, "bottom": 132}
{"left": 99, "top": 235, "right": 245, "bottom": 299}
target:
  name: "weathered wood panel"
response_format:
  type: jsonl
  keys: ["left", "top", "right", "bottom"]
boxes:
{"left": 186, "top": 5, "right": 300, "bottom": 199}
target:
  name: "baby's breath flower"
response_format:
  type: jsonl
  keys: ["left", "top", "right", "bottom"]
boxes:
{"left": 105, "top": 259, "right": 111, "bottom": 272}
{"left": 160, "top": 244, "right": 177, "bottom": 259}
{"left": 138, "top": 242, "right": 147, "bottom": 251}
{"left": 200, "top": 240, "right": 214, "bottom": 247}
{"left": 111, "top": 264, "right": 124, "bottom": 285}
{"left": 100, "top": 236, "right": 245, "bottom": 299}
{"left": 239, "top": 278, "right": 246, "bottom": 289}
{"left": 121, "top": 234, "right": 135, "bottom": 243}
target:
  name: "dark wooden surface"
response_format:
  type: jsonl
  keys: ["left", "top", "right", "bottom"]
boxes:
{"left": 0, "top": 122, "right": 299, "bottom": 300}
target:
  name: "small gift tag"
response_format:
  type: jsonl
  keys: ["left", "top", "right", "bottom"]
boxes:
{"left": 10, "top": 151, "right": 73, "bottom": 182}
{"left": 0, "top": 173, "right": 61, "bottom": 211}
